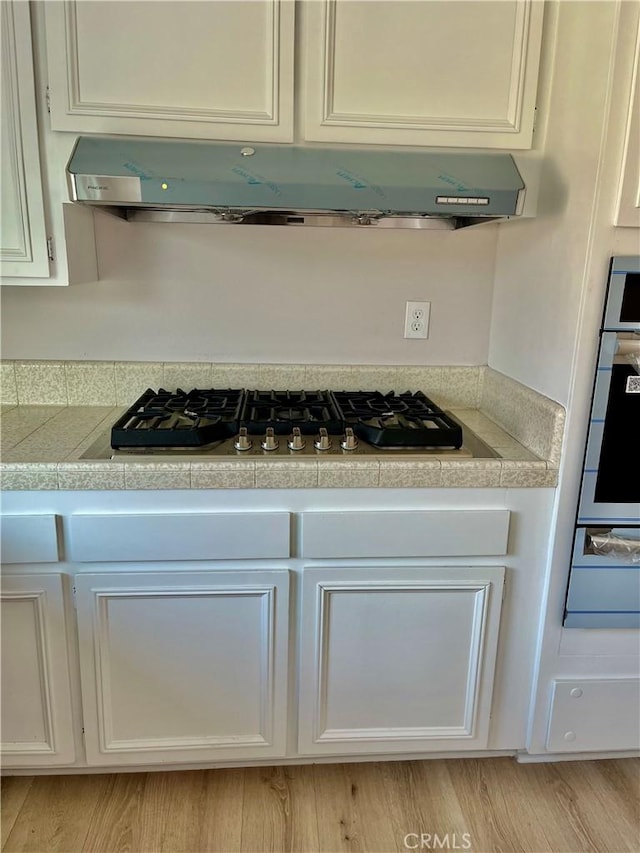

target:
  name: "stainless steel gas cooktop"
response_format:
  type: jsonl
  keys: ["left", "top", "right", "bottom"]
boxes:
{"left": 81, "top": 388, "right": 499, "bottom": 460}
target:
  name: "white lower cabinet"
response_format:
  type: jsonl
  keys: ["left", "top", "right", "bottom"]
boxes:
{"left": 75, "top": 569, "right": 290, "bottom": 765}
{"left": 1, "top": 573, "right": 76, "bottom": 766}
{"left": 298, "top": 566, "right": 505, "bottom": 755}
{"left": 1, "top": 494, "right": 561, "bottom": 769}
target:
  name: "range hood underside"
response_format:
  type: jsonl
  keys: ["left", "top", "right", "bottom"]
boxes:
{"left": 87, "top": 203, "right": 507, "bottom": 230}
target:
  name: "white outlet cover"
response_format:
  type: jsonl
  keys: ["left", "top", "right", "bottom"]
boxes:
{"left": 404, "top": 301, "right": 430, "bottom": 339}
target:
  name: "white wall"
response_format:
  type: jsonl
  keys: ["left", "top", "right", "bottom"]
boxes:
{"left": 0, "top": 213, "right": 498, "bottom": 364}
{"left": 489, "top": 1, "right": 639, "bottom": 407}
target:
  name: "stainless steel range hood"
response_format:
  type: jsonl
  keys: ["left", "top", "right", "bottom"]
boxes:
{"left": 66, "top": 136, "right": 526, "bottom": 231}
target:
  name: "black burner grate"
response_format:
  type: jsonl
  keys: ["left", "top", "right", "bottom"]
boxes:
{"left": 111, "top": 388, "right": 463, "bottom": 449}
{"left": 240, "top": 390, "right": 343, "bottom": 435}
{"left": 331, "top": 390, "right": 463, "bottom": 448}
{"left": 111, "top": 388, "right": 244, "bottom": 447}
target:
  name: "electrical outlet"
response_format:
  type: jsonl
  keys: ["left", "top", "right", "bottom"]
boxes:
{"left": 404, "top": 301, "right": 430, "bottom": 339}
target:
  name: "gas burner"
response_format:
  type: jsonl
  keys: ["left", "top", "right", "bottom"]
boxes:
{"left": 240, "top": 390, "right": 343, "bottom": 435}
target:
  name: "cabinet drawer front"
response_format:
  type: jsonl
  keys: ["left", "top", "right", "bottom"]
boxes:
{"left": 301, "top": 510, "right": 510, "bottom": 558}
{"left": 69, "top": 512, "right": 290, "bottom": 562}
{"left": 1, "top": 515, "right": 59, "bottom": 563}
{"left": 546, "top": 678, "right": 640, "bottom": 752}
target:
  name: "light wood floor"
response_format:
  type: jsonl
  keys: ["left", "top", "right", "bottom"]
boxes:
{"left": 1, "top": 758, "right": 639, "bottom": 853}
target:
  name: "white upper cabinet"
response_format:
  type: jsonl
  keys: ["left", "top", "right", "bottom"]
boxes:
{"left": 44, "top": 0, "right": 295, "bottom": 141}
{"left": 615, "top": 6, "right": 640, "bottom": 228}
{"left": 0, "top": 1, "right": 50, "bottom": 278}
{"left": 301, "top": 0, "right": 545, "bottom": 149}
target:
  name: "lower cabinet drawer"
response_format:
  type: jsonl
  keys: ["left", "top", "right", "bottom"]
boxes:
{"left": 0, "top": 515, "right": 59, "bottom": 564}
{"left": 68, "top": 512, "right": 291, "bottom": 561}
{"left": 546, "top": 678, "right": 640, "bottom": 752}
{"left": 301, "top": 510, "right": 510, "bottom": 558}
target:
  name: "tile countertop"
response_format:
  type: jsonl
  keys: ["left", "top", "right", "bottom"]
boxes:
{"left": 0, "top": 362, "right": 564, "bottom": 490}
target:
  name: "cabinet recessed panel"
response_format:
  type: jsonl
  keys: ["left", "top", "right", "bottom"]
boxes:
{"left": 323, "top": 588, "right": 481, "bottom": 731}
{"left": 76, "top": 571, "right": 289, "bottom": 764}
{"left": 45, "top": 1, "right": 295, "bottom": 140}
{"left": 1, "top": 598, "right": 49, "bottom": 748}
{"left": 73, "top": 2, "right": 271, "bottom": 114}
{"left": 102, "top": 593, "right": 266, "bottom": 742}
{"left": 332, "top": 2, "right": 517, "bottom": 121}
{"left": 298, "top": 567, "right": 504, "bottom": 755}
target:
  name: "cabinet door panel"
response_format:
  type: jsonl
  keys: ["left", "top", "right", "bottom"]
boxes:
{"left": 615, "top": 8, "right": 640, "bottom": 227}
{"left": 45, "top": 1, "right": 295, "bottom": 141}
{"left": 1, "top": 574, "right": 75, "bottom": 766}
{"left": 298, "top": 567, "right": 504, "bottom": 755}
{"left": 76, "top": 570, "right": 289, "bottom": 765}
{"left": 302, "top": 0, "right": 544, "bottom": 149}
{"left": 0, "top": 1, "right": 49, "bottom": 278}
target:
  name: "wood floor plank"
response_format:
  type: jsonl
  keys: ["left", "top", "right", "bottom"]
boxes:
{"left": 80, "top": 772, "right": 147, "bottom": 853}
{"left": 0, "top": 777, "right": 33, "bottom": 849}
{"left": 544, "top": 759, "right": 640, "bottom": 852}
{"left": 241, "top": 765, "right": 319, "bottom": 853}
{"left": 443, "top": 758, "right": 521, "bottom": 853}
{"left": 3, "top": 774, "right": 110, "bottom": 853}
{"left": 313, "top": 762, "right": 399, "bottom": 853}
{"left": 134, "top": 770, "right": 209, "bottom": 853}
{"left": 194, "top": 768, "right": 245, "bottom": 853}
{"left": 128, "top": 768, "right": 244, "bottom": 853}
{"left": 382, "top": 760, "right": 471, "bottom": 851}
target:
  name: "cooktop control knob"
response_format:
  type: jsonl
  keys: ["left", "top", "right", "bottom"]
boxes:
{"left": 340, "top": 427, "right": 358, "bottom": 451}
{"left": 261, "top": 427, "right": 279, "bottom": 452}
{"left": 234, "top": 426, "right": 252, "bottom": 451}
{"left": 288, "top": 427, "right": 306, "bottom": 451}
{"left": 314, "top": 427, "right": 332, "bottom": 451}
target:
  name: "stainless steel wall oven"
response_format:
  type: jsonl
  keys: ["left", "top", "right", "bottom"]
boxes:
{"left": 565, "top": 256, "right": 640, "bottom": 628}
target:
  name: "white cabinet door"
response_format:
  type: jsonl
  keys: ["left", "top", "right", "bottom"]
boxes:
{"left": 298, "top": 566, "right": 504, "bottom": 755}
{"left": 301, "top": 0, "right": 544, "bottom": 149}
{"left": 0, "top": 1, "right": 50, "bottom": 278}
{"left": 76, "top": 569, "right": 290, "bottom": 765}
{"left": 616, "top": 7, "right": 640, "bottom": 227}
{"left": 1, "top": 573, "right": 76, "bottom": 766}
{"left": 44, "top": 0, "right": 295, "bottom": 142}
